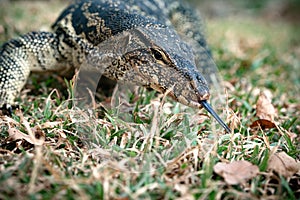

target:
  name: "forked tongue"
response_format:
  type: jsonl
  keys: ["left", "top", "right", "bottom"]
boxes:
{"left": 200, "top": 100, "right": 231, "bottom": 133}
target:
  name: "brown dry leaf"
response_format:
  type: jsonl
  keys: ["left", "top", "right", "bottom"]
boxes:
{"left": 267, "top": 152, "right": 300, "bottom": 178}
{"left": 256, "top": 91, "right": 277, "bottom": 122}
{"left": 8, "top": 127, "right": 45, "bottom": 145}
{"left": 214, "top": 160, "right": 259, "bottom": 185}
{"left": 250, "top": 119, "right": 276, "bottom": 129}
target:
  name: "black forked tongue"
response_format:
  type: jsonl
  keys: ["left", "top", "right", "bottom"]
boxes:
{"left": 200, "top": 100, "right": 231, "bottom": 133}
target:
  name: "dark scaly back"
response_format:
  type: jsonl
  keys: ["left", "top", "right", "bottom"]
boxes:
{"left": 51, "top": 0, "right": 169, "bottom": 67}
{"left": 52, "top": 0, "right": 167, "bottom": 45}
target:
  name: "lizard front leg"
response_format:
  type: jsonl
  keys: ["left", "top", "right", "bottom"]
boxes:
{"left": 0, "top": 31, "right": 64, "bottom": 109}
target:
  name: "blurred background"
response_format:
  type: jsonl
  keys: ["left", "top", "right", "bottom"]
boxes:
{"left": 191, "top": 0, "right": 300, "bottom": 24}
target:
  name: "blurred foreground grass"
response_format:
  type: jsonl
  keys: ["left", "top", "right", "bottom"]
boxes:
{"left": 0, "top": 1, "right": 299, "bottom": 199}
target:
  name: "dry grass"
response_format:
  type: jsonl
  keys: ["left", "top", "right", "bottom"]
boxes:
{"left": 0, "top": 1, "right": 299, "bottom": 199}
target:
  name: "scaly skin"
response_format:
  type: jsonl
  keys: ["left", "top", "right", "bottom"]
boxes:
{"left": 0, "top": 0, "right": 231, "bottom": 132}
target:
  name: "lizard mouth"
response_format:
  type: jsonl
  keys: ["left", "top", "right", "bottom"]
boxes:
{"left": 150, "top": 82, "right": 231, "bottom": 133}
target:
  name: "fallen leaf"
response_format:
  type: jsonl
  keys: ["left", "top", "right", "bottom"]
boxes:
{"left": 267, "top": 152, "right": 300, "bottom": 178}
{"left": 214, "top": 160, "right": 259, "bottom": 185}
{"left": 256, "top": 91, "right": 277, "bottom": 122}
{"left": 250, "top": 119, "right": 276, "bottom": 129}
{"left": 8, "top": 127, "right": 45, "bottom": 145}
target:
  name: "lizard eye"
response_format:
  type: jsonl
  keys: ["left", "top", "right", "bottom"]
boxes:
{"left": 150, "top": 48, "right": 164, "bottom": 60}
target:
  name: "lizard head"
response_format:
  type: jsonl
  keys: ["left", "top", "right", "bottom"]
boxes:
{"left": 115, "top": 26, "right": 211, "bottom": 109}
{"left": 123, "top": 44, "right": 210, "bottom": 109}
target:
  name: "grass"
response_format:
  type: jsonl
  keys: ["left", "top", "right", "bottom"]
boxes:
{"left": 0, "top": 1, "right": 299, "bottom": 199}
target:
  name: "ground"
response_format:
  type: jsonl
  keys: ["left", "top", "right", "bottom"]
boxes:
{"left": 0, "top": 0, "right": 299, "bottom": 199}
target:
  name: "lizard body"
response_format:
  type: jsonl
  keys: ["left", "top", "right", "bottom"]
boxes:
{"left": 0, "top": 0, "right": 231, "bottom": 132}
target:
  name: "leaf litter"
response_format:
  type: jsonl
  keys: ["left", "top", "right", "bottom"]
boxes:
{"left": 267, "top": 151, "right": 300, "bottom": 178}
{"left": 0, "top": 1, "right": 300, "bottom": 199}
{"left": 213, "top": 160, "right": 260, "bottom": 185}
{"left": 250, "top": 90, "right": 277, "bottom": 129}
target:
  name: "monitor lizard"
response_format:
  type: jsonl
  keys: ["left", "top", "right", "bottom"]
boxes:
{"left": 0, "top": 0, "right": 231, "bottom": 132}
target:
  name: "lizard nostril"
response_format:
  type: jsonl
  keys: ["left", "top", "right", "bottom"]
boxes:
{"left": 189, "top": 79, "right": 210, "bottom": 101}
